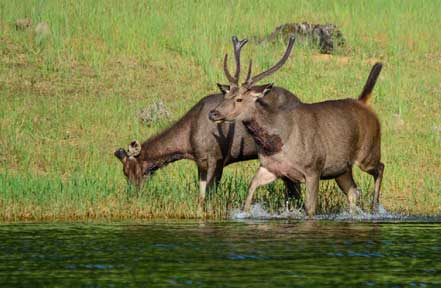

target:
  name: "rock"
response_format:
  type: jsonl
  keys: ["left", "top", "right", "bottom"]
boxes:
{"left": 262, "top": 22, "right": 346, "bottom": 54}
{"left": 15, "top": 18, "right": 32, "bottom": 30}
{"left": 137, "top": 100, "right": 171, "bottom": 126}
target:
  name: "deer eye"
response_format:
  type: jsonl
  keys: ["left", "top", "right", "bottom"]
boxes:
{"left": 236, "top": 98, "right": 243, "bottom": 102}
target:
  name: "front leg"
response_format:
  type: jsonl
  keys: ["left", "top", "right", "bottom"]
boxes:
{"left": 205, "top": 159, "right": 224, "bottom": 196}
{"left": 197, "top": 160, "right": 224, "bottom": 216}
{"left": 304, "top": 174, "right": 320, "bottom": 218}
{"left": 198, "top": 167, "right": 208, "bottom": 215}
{"left": 198, "top": 169, "right": 208, "bottom": 203}
{"left": 244, "top": 166, "right": 278, "bottom": 212}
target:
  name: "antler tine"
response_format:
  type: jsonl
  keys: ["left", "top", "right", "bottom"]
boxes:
{"left": 223, "top": 54, "right": 236, "bottom": 84}
{"left": 243, "top": 59, "right": 253, "bottom": 86}
{"left": 232, "top": 36, "right": 249, "bottom": 82}
{"left": 247, "top": 35, "right": 296, "bottom": 86}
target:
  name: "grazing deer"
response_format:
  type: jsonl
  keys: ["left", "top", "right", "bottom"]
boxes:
{"left": 209, "top": 35, "right": 384, "bottom": 216}
{"left": 114, "top": 37, "right": 302, "bottom": 210}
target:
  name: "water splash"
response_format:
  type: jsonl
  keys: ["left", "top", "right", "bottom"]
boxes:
{"left": 377, "top": 204, "right": 387, "bottom": 215}
{"left": 230, "top": 202, "right": 429, "bottom": 221}
{"left": 230, "top": 203, "right": 304, "bottom": 220}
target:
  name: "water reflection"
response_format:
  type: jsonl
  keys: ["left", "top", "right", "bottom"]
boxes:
{"left": 0, "top": 220, "right": 440, "bottom": 287}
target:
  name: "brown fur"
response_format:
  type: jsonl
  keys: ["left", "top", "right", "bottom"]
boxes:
{"left": 116, "top": 35, "right": 303, "bottom": 210}
{"left": 359, "top": 63, "right": 382, "bottom": 104}
{"left": 115, "top": 87, "right": 302, "bottom": 206}
{"left": 210, "top": 63, "right": 384, "bottom": 216}
{"left": 243, "top": 119, "right": 283, "bottom": 156}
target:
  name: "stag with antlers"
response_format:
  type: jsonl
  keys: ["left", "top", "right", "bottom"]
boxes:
{"left": 210, "top": 36, "right": 384, "bottom": 217}
{"left": 115, "top": 36, "right": 303, "bottom": 212}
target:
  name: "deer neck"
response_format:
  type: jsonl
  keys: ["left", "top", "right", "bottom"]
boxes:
{"left": 242, "top": 105, "right": 284, "bottom": 156}
{"left": 139, "top": 118, "right": 194, "bottom": 170}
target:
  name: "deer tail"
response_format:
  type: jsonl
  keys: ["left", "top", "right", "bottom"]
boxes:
{"left": 358, "top": 62, "right": 383, "bottom": 104}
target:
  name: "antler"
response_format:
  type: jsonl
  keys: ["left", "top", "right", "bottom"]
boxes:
{"left": 232, "top": 36, "right": 248, "bottom": 80}
{"left": 223, "top": 36, "right": 248, "bottom": 86}
{"left": 243, "top": 35, "right": 296, "bottom": 87}
{"left": 223, "top": 54, "right": 236, "bottom": 84}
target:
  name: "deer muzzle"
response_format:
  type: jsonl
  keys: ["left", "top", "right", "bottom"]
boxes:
{"left": 114, "top": 148, "right": 128, "bottom": 162}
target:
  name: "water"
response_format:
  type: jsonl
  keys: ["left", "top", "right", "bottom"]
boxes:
{"left": 1, "top": 218, "right": 441, "bottom": 287}
{"left": 230, "top": 203, "right": 394, "bottom": 220}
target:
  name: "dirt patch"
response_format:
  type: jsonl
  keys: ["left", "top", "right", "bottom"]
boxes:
{"left": 310, "top": 54, "right": 381, "bottom": 66}
{"left": 311, "top": 54, "right": 350, "bottom": 64}
{"left": 15, "top": 18, "right": 32, "bottom": 30}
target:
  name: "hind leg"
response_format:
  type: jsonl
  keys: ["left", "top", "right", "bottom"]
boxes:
{"left": 358, "top": 161, "right": 384, "bottom": 212}
{"left": 282, "top": 177, "right": 302, "bottom": 211}
{"left": 335, "top": 169, "right": 360, "bottom": 213}
{"left": 367, "top": 162, "right": 384, "bottom": 212}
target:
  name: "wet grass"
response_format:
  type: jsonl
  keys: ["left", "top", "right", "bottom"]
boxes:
{"left": 1, "top": 0, "right": 440, "bottom": 220}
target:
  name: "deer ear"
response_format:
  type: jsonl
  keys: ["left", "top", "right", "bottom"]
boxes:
{"left": 128, "top": 140, "right": 141, "bottom": 157}
{"left": 262, "top": 83, "right": 273, "bottom": 96}
{"left": 252, "top": 83, "right": 274, "bottom": 100}
{"left": 114, "top": 148, "right": 128, "bottom": 163}
{"left": 217, "top": 83, "right": 230, "bottom": 94}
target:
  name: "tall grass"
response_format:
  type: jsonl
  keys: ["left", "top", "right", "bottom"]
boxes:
{"left": 0, "top": 0, "right": 440, "bottom": 220}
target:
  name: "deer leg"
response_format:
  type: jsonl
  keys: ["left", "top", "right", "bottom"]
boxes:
{"left": 205, "top": 159, "right": 224, "bottom": 196}
{"left": 244, "top": 166, "right": 277, "bottom": 212}
{"left": 358, "top": 161, "right": 384, "bottom": 212}
{"left": 368, "top": 162, "right": 384, "bottom": 212}
{"left": 282, "top": 177, "right": 302, "bottom": 211}
{"left": 198, "top": 159, "right": 224, "bottom": 215}
{"left": 198, "top": 167, "right": 208, "bottom": 213}
{"left": 335, "top": 169, "right": 360, "bottom": 214}
{"left": 304, "top": 174, "right": 320, "bottom": 218}
{"left": 198, "top": 158, "right": 223, "bottom": 199}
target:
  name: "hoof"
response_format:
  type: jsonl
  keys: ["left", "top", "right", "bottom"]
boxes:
{"left": 372, "top": 203, "right": 386, "bottom": 214}
{"left": 284, "top": 200, "right": 290, "bottom": 213}
{"left": 349, "top": 205, "right": 364, "bottom": 215}
{"left": 243, "top": 203, "right": 252, "bottom": 212}
{"left": 197, "top": 207, "right": 206, "bottom": 218}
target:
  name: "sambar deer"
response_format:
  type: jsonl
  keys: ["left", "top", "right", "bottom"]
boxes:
{"left": 114, "top": 37, "right": 302, "bottom": 210}
{"left": 209, "top": 35, "right": 384, "bottom": 217}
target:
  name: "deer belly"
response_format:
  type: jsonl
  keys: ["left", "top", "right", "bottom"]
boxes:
{"left": 321, "top": 163, "right": 350, "bottom": 179}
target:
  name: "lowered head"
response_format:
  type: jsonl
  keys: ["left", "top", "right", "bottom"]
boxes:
{"left": 114, "top": 140, "right": 151, "bottom": 188}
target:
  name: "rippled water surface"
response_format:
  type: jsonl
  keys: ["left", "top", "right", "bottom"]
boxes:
{"left": 1, "top": 219, "right": 441, "bottom": 287}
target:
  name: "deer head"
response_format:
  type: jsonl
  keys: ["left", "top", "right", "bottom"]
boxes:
{"left": 114, "top": 140, "right": 150, "bottom": 187}
{"left": 208, "top": 35, "right": 295, "bottom": 123}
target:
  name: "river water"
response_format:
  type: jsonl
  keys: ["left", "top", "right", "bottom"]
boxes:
{"left": 1, "top": 217, "right": 441, "bottom": 287}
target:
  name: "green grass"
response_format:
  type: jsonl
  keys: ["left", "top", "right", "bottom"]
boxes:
{"left": 1, "top": 0, "right": 440, "bottom": 220}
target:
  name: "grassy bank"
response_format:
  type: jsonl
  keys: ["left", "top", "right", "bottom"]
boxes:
{"left": 1, "top": 0, "right": 440, "bottom": 220}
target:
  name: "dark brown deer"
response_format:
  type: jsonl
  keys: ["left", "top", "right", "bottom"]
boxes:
{"left": 209, "top": 36, "right": 384, "bottom": 217}
{"left": 114, "top": 37, "right": 302, "bottom": 211}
